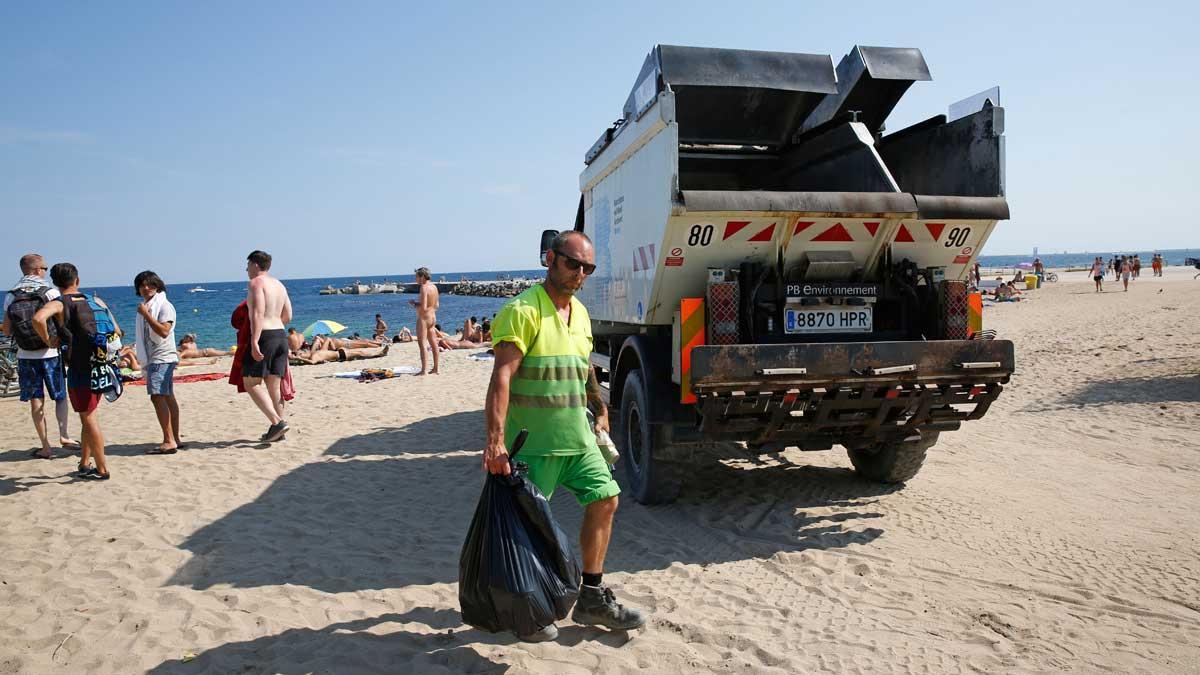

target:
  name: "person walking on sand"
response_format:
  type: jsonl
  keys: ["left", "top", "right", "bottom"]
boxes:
{"left": 32, "top": 263, "right": 110, "bottom": 480}
{"left": 2, "top": 253, "right": 79, "bottom": 459}
{"left": 1121, "top": 256, "right": 1133, "bottom": 292}
{"left": 409, "top": 267, "right": 439, "bottom": 375}
{"left": 1132, "top": 254, "right": 1141, "bottom": 279}
{"left": 243, "top": 250, "right": 293, "bottom": 442}
{"left": 1089, "top": 257, "right": 1105, "bottom": 292}
{"left": 134, "top": 271, "right": 182, "bottom": 454}
{"left": 483, "top": 231, "right": 646, "bottom": 643}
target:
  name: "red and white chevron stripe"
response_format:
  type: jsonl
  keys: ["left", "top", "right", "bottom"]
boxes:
{"left": 632, "top": 243, "right": 657, "bottom": 272}
{"left": 893, "top": 222, "right": 947, "bottom": 243}
{"left": 790, "top": 220, "right": 882, "bottom": 243}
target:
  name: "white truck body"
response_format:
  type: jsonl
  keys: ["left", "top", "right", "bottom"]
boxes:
{"left": 557, "top": 44, "right": 1014, "bottom": 503}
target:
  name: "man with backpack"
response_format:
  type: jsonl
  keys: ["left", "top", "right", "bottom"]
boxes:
{"left": 1, "top": 254, "right": 77, "bottom": 459}
{"left": 32, "top": 263, "right": 112, "bottom": 480}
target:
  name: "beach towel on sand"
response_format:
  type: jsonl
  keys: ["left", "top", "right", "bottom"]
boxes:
{"left": 328, "top": 365, "right": 421, "bottom": 380}
{"left": 126, "top": 372, "right": 228, "bottom": 386}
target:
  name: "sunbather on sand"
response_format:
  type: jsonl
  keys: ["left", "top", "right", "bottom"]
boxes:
{"left": 178, "top": 334, "right": 231, "bottom": 358}
{"left": 117, "top": 345, "right": 141, "bottom": 371}
{"left": 287, "top": 328, "right": 307, "bottom": 355}
{"left": 310, "top": 335, "right": 385, "bottom": 352}
{"left": 291, "top": 343, "right": 389, "bottom": 365}
{"left": 438, "top": 336, "right": 491, "bottom": 350}
{"left": 392, "top": 327, "right": 414, "bottom": 343}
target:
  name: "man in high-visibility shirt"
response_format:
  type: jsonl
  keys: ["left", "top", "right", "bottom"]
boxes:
{"left": 484, "top": 230, "right": 646, "bottom": 642}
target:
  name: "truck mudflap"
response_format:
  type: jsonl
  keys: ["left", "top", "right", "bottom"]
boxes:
{"left": 688, "top": 340, "right": 1014, "bottom": 447}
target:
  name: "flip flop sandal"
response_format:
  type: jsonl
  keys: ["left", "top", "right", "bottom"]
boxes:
{"left": 29, "top": 450, "right": 53, "bottom": 459}
{"left": 147, "top": 447, "right": 178, "bottom": 455}
{"left": 80, "top": 471, "right": 110, "bottom": 481}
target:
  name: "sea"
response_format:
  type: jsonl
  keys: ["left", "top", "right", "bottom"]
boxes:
{"left": 57, "top": 248, "right": 1200, "bottom": 349}
{"left": 73, "top": 271, "right": 544, "bottom": 350}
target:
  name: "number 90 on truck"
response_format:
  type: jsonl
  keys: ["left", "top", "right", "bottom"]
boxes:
{"left": 540, "top": 44, "right": 1015, "bottom": 504}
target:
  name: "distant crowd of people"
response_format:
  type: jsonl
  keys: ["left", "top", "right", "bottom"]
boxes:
{"left": 1088, "top": 253, "right": 1163, "bottom": 292}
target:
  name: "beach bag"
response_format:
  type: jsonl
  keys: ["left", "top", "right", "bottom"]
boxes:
{"left": 5, "top": 285, "right": 58, "bottom": 350}
{"left": 459, "top": 430, "right": 581, "bottom": 636}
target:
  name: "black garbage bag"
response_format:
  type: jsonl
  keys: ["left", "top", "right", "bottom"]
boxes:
{"left": 459, "top": 431, "right": 581, "bottom": 635}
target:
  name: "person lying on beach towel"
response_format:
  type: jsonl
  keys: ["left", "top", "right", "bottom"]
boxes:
{"left": 439, "top": 336, "right": 491, "bottom": 350}
{"left": 310, "top": 335, "right": 387, "bottom": 351}
{"left": 178, "top": 334, "right": 232, "bottom": 359}
{"left": 290, "top": 342, "right": 389, "bottom": 365}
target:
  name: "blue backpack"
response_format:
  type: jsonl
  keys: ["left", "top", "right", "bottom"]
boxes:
{"left": 86, "top": 294, "right": 116, "bottom": 345}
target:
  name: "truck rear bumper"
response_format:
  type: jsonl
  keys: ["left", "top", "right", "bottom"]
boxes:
{"left": 687, "top": 340, "right": 1014, "bottom": 447}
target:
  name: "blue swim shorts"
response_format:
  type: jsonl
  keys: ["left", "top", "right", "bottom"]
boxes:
{"left": 145, "top": 362, "right": 177, "bottom": 396}
{"left": 18, "top": 356, "right": 67, "bottom": 402}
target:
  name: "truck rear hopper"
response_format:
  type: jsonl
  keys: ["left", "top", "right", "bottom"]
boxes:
{"left": 561, "top": 45, "right": 1014, "bottom": 504}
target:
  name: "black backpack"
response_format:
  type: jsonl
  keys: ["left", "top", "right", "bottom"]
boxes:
{"left": 5, "top": 286, "right": 58, "bottom": 351}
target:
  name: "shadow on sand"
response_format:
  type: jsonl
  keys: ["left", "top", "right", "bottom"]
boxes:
{"left": 1030, "top": 373, "right": 1200, "bottom": 411}
{"left": 145, "top": 609, "right": 510, "bottom": 675}
{"left": 167, "top": 412, "right": 897, "bottom": 594}
{"left": 322, "top": 410, "right": 485, "bottom": 457}
{"left": 0, "top": 438, "right": 264, "bottom": 466}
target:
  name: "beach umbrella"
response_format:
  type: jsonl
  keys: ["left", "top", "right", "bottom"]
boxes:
{"left": 301, "top": 319, "right": 347, "bottom": 339}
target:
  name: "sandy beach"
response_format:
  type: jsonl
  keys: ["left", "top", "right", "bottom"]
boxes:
{"left": 1, "top": 268, "right": 1198, "bottom": 674}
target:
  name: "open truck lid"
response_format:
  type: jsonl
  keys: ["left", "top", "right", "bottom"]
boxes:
{"left": 639, "top": 45, "right": 836, "bottom": 147}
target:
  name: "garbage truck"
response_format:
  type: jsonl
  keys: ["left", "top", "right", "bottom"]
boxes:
{"left": 539, "top": 44, "right": 1015, "bottom": 504}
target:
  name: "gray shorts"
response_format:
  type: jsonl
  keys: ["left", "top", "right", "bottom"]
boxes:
{"left": 146, "top": 362, "right": 177, "bottom": 396}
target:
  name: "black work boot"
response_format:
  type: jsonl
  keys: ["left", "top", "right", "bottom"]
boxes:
{"left": 571, "top": 584, "right": 646, "bottom": 630}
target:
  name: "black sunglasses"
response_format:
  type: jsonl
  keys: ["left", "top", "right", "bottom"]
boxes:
{"left": 553, "top": 248, "right": 596, "bottom": 275}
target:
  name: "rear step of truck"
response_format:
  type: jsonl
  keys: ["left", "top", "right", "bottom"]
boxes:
{"left": 688, "top": 340, "right": 1013, "bottom": 447}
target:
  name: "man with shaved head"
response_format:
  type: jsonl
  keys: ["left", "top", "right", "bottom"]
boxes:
{"left": 2, "top": 253, "right": 77, "bottom": 458}
{"left": 483, "top": 230, "right": 646, "bottom": 642}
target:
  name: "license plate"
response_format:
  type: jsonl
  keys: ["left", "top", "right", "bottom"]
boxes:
{"left": 784, "top": 306, "right": 873, "bottom": 333}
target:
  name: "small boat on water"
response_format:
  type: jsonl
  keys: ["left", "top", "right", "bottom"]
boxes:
{"left": 188, "top": 286, "right": 209, "bottom": 293}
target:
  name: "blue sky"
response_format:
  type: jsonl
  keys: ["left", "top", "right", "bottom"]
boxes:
{"left": 2, "top": 1, "right": 1197, "bottom": 285}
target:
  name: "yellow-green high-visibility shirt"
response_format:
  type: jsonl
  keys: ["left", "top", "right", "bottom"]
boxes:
{"left": 492, "top": 284, "right": 597, "bottom": 457}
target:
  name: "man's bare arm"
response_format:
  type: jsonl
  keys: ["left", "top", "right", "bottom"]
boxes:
{"left": 138, "top": 303, "right": 173, "bottom": 339}
{"left": 247, "top": 281, "right": 267, "bottom": 359}
{"left": 281, "top": 291, "right": 293, "bottom": 325}
{"left": 483, "top": 341, "right": 523, "bottom": 474}
{"left": 586, "top": 366, "right": 609, "bottom": 433}
{"left": 418, "top": 284, "right": 431, "bottom": 313}
{"left": 31, "top": 300, "right": 64, "bottom": 347}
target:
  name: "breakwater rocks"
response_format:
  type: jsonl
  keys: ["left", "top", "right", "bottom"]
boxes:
{"left": 451, "top": 279, "right": 538, "bottom": 298}
{"left": 318, "top": 278, "right": 538, "bottom": 298}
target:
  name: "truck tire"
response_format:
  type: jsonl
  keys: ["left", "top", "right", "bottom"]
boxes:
{"left": 619, "top": 370, "right": 683, "bottom": 505}
{"left": 846, "top": 431, "right": 939, "bottom": 483}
